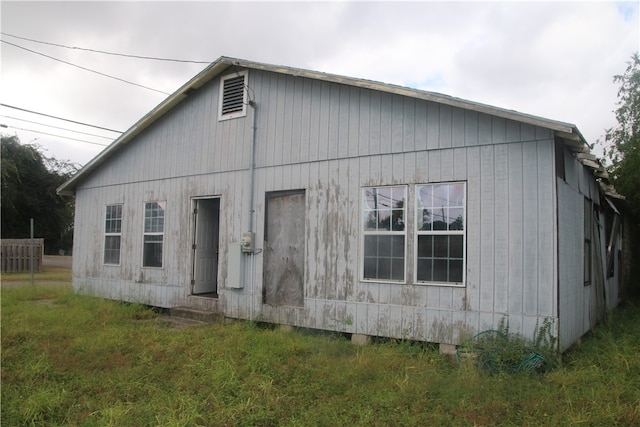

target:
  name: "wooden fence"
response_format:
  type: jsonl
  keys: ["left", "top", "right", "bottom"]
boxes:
{"left": 1, "top": 239, "right": 44, "bottom": 273}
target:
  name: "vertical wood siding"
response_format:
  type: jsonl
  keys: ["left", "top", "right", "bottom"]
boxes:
{"left": 74, "top": 68, "right": 562, "bottom": 345}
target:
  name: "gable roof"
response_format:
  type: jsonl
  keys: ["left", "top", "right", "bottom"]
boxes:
{"left": 57, "top": 56, "right": 606, "bottom": 195}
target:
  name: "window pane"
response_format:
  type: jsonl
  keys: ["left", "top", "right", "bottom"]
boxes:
{"left": 417, "top": 235, "right": 433, "bottom": 258}
{"left": 391, "top": 259, "right": 404, "bottom": 281}
{"left": 392, "top": 235, "right": 405, "bottom": 257}
{"left": 145, "top": 202, "right": 165, "bottom": 233}
{"left": 450, "top": 260, "right": 463, "bottom": 282}
{"left": 432, "top": 210, "right": 447, "bottom": 230}
{"left": 378, "top": 235, "right": 391, "bottom": 257}
{"left": 105, "top": 204, "right": 123, "bottom": 233}
{"left": 434, "top": 259, "right": 448, "bottom": 282}
{"left": 143, "top": 240, "right": 163, "bottom": 267}
{"left": 418, "top": 208, "right": 432, "bottom": 230}
{"left": 378, "top": 209, "right": 391, "bottom": 231}
{"left": 364, "top": 235, "right": 377, "bottom": 257}
{"left": 449, "top": 208, "right": 464, "bottom": 230}
{"left": 378, "top": 258, "right": 391, "bottom": 280}
{"left": 364, "top": 189, "right": 377, "bottom": 210}
{"left": 104, "top": 236, "right": 121, "bottom": 265}
{"left": 434, "top": 235, "right": 449, "bottom": 258}
{"left": 391, "top": 209, "right": 405, "bottom": 231}
{"left": 432, "top": 184, "right": 448, "bottom": 209}
{"left": 418, "top": 185, "right": 433, "bottom": 208}
{"left": 364, "top": 210, "right": 377, "bottom": 231}
{"left": 449, "top": 183, "right": 465, "bottom": 206}
{"left": 450, "top": 235, "right": 463, "bottom": 258}
{"left": 364, "top": 257, "right": 377, "bottom": 279}
{"left": 417, "top": 258, "right": 432, "bottom": 281}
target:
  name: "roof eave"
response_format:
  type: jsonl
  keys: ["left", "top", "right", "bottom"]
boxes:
{"left": 57, "top": 56, "right": 237, "bottom": 195}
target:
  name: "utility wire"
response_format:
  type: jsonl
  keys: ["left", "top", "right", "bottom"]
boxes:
{"left": 2, "top": 124, "right": 109, "bottom": 147}
{"left": 2, "top": 40, "right": 171, "bottom": 95}
{"left": 0, "top": 115, "right": 114, "bottom": 140}
{"left": 1, "top": 32, "right": 210, "bottom": 64}
{"left": 0, "top": 103, "right": 123, "bottom": 133}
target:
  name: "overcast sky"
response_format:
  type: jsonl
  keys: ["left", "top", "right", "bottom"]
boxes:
{"left": 1, "top": 1, "right": 638, "bottom": 167}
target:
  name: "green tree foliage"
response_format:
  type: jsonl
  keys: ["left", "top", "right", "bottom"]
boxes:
{"left": 603, "top": 53, "right": 640, "bottom": 295}
{"left": 604, "top": 53, "right": 640, "bottom": 214}
{"left": 1, "top": 134, "right": 77, "bottom": 254}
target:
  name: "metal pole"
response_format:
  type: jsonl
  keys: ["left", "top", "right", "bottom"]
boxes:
{"left": 30, "top": 218, "right": 34, "bottom": 286}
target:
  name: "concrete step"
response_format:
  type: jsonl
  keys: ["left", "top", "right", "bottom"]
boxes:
{"left": 169, "top": 306, "right": 224, "bottom": 324}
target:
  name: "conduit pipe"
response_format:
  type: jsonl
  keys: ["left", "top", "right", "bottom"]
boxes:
{"left": 248, "top": 100, "right": 257, "bottom": 241}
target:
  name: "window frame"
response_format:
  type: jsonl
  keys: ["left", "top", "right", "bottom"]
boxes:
{"left": 103, "top": 204, "right": 123, "bottom": 266}
{"left": 142, "top": 201, "right": 165, "bottom": 268}
{"left": 584, "top": 198, "right": 592, "bottom": 286}
{"left": 361, "top": 185, "right": 408, "bottom": 283}
{"left": 414, "top": 182, "right": 467, "bottom": 287}
{"left": 218, "top": 70, "right": 248, "bottom": 121}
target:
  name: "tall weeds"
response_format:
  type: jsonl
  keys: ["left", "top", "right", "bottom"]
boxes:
{"left": 2, "top": 284, "right": 639, "bottom": 426}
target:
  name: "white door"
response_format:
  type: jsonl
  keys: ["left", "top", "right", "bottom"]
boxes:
{"left": 192, "top": 198, "right": 220, "bottom": 295}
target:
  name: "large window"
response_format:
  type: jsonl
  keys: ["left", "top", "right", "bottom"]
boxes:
{"left": 104, "top": 204, "right": 122, "bottom": 265}
{"left": 143, "top": 201, "right": 165, "bottom": 268}
{"left": 416, "top": 183, "right": 466, "bottom": 285}
{"left": 362, "top": 186, "right": 407, "bottom": 282}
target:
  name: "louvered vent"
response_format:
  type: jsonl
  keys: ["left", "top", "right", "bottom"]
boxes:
{"left": 221, "top": 75, "right": 245, "bottom": 116}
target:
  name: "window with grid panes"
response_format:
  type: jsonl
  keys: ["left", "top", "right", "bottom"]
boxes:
{"left": 362, "top": 186, "right": 407, "bottom": 282}
{"left": 104, "top": 204, "right": 122, "bottom": 265}
{"left": 143, "top": 201, "right": 165, "bottom": 268}
{"left": 416, "top": 183, "right": 466, "bottom": 285}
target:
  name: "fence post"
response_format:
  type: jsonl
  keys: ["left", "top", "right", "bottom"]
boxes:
{"left": 30, "top": 218, "right": 35, "bottom": 286}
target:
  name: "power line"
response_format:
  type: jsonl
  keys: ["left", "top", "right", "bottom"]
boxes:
{"left": 1, "top": 124, "right": 109, "bottom": 147}
{"left": 2, "top": 40, "right": 171, "bottom": 95}
{"left": 0, "top": 103, "right": 123, "bottom": 133}
{"left": 0, "top": 115, "right": 114, "bottom": 140}
{"left": 1, "top": 32, "right": 210, "bottom": 64}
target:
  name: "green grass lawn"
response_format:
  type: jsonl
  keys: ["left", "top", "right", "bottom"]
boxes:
{"left": 2, "top": 278, "right": 639, "bottom": 426}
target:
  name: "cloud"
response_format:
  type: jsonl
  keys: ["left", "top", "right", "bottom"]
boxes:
{"left": 1, "top": 1, "right": 638, "bottom": 165}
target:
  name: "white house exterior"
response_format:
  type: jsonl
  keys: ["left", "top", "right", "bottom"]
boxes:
{"left": 59, "top": 57, "right": 624, "bottom": 351}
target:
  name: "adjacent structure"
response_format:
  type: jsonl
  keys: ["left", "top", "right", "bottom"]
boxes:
{"left": 58, "top": 57, "right": 624, "bottom": 351}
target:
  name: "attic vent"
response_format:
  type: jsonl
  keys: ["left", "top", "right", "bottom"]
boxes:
{"left": 218, "top": 71, "right": 248, "bottom": 120}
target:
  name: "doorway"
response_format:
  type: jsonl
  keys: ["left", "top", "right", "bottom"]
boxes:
{"left": 263, "top": 190, "right": 305, "bottom": 307}
{"left": 191, "top": 198, "right": 220, "bottom": 296}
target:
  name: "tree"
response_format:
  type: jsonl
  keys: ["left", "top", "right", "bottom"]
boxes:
{"left": 603, "top": 53, "right": 640, "bottom": 296}
{"left": 1, "top": 134, "right": 77, "bottom": 254}
{"left": 604, "top": 53, "right": 640, "bottom": 212}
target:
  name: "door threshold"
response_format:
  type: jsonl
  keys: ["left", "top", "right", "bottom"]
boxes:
{"left": 191, "top": 292, "right": 218, "bottom": 299}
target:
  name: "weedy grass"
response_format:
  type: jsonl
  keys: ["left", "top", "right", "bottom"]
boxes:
{"left": 1, "top": 267, "right": 72, "bottom": 283}
{"left": 2, "top": 283, "right": 639, "bottom": 426}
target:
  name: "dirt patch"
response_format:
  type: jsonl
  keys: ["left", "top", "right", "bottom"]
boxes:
{"left": 43, "top": 256, "right": 72, "bottom": 270}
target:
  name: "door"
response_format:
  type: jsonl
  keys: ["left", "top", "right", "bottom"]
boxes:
{"left": 192, "top": 198, "right": 220, "bottom": 295}
{"left": 263, "top": 191, "right": 305, "bottom": 307}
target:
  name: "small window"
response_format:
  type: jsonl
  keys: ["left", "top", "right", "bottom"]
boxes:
{"left": 362, "top": 186, "right": 407, "bottom": 282}
{"left": 143, "top": 201, "right": 165, "bottom": 268}
{"left": 416, "top": 182, "right": 466, "bottom": 285}
{"left": 104, "top": 204, "right": 122, "bottom": 265}
{"left": 218, "top": 71, "right": 248, "bottom": 120}
{"left": 584, "top": 198, "right": 592, "bottom": 285}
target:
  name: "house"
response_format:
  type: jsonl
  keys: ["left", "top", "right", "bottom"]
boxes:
{"left": 58, "top": 57, "right": 625, "bottom": 352}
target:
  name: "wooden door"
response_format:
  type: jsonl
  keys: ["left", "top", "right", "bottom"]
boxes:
{"left": 263, "top": 191, "right": 305, "bottom": 306}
